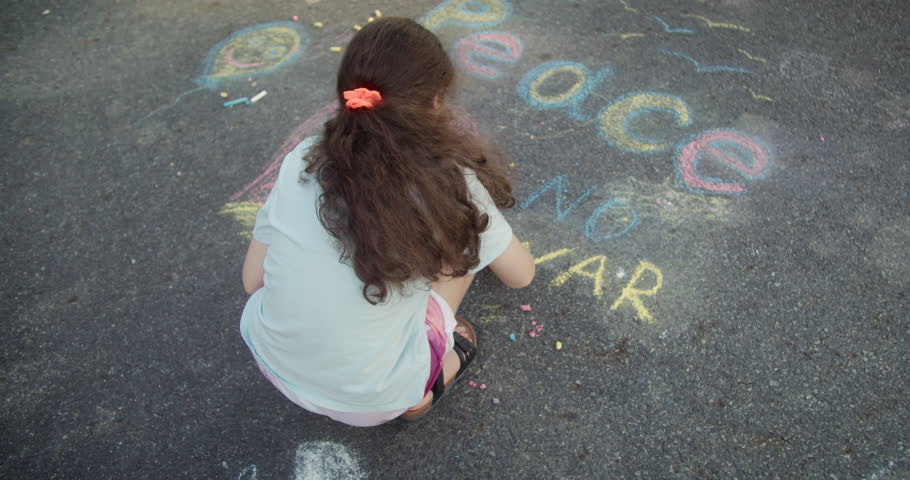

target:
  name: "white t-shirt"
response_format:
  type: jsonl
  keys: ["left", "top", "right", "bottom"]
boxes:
{"left": 240, "top": 137, "right": 513, "bottom": 413}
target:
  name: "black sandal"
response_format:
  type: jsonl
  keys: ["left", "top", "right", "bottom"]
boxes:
{"left": 398, "top": 318, "right": 477, "bottom": 422}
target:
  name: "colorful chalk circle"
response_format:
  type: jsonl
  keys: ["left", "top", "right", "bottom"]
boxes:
{"left": 195, "top": 22, "right": 309, "bottom": 89}
{"left": 518, "top": 61, "right": 613, "bottom": 120}
{"left": 674, "top": 129, "right": 772, "bottom": 195}
{"left": 420, "top": 0, "right": 512, "bottom": 32}
{"left": 599, "top": 92, "right": 692, "bottom": 153}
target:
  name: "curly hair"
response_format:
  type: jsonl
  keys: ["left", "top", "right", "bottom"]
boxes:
{"left": 304, "top": 17, "right": 515, "bottom": 304}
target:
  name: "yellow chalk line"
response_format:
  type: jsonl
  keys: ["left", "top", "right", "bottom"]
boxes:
{"left": 737, "top": 48, "right": 767, "bottom": 63}
{"left": 746, "top": 87, "right": 776, "bottom": 102}
{"left": 682, "top": 14, "right": 751, "bottom": 32}
{"left": 619, "top": 0, "right": 639, "bottom": 13}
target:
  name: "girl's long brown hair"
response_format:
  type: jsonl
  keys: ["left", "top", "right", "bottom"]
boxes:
{"left": 304, "top": 17, "right": 515, "bottom": 304}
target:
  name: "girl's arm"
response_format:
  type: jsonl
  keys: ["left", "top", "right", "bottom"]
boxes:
{"left": 488, "top": 235, "right": 535, "bottom": 288}
{"left": 242, "top": 238, "right": 269, "bottom": 295}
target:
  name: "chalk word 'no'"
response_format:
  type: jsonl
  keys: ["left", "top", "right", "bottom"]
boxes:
{"left": 520, "top": 175, "right": 639, "bottom": 241}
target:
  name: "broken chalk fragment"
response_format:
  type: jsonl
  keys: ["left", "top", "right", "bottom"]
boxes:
{"left": 479, "top": 384, "right": 487, "bottom": 390}
{"left": 508, "top": 333, "right": 516, "bottom": 342}
{"left": 556, "top": 341, "right": 563, "bottom": 350}
{"left": 468, "top": 380, "right": 476, "bottom": 387}
{"left": 353, "top": 24, "right": 362, "bottom": 31}
{"left": 531, "top": 321, "right": 536, "bottom": 326}
{"left": 42, "top": 9, "right": 51, "bottom": 15}
{"left": 520, "top": 304, "right": 531, "bottom": 312}
{"left": 529, "top": 331, "right": 537, "bottom": 337}
{"left": 250, "top": 90, "right": 268, "bottom": 103}
{"left": 492, "top": 397, "right": 500, "bottom": 404}
{"left": 223, "top": 97, "right": 251, "bottom": 107}
{"left": 368, "top": 17, "right": 375, "bottom": 22}
{"left": 329, "top": 46, "right": 342, "bottom": 52}
{"left": 292, "top": 15, "right": 299, "bottom": 21}
{"left": 313, "top": 21, "right": 324, "bottom": 28}
{"left": 374, "top": 9, "right": 382, "bottom": 17}
{"left": 219, "top": 91, "right": 229, "bottom": 98}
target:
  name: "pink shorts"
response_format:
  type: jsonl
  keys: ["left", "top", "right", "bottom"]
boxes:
{"left": 254, "top": 290, "right": 456, "bottom": 427}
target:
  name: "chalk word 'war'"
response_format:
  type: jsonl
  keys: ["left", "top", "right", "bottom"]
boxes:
{"left": 532, "top": 245, "right": 664, "bottom": 323}
{"left": 520, "top": 175, "right": 639, "bottom": 241}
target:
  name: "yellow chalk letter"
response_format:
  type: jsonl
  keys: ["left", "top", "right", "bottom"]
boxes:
{"left": 610, "top": 260, "right": 663, "bottom": 322}
{"left": 551, "top": 255, "right": 608, "bottom": 298}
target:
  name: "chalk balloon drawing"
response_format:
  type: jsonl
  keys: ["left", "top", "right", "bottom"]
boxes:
{"left": 136, "top": 22, "right": 308, "bottom": 125}
{"left": 195, "top": 22, "right": 309, "bottom": 89}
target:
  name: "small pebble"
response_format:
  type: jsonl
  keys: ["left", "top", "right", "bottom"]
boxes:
{"left": 313, "top": 21, "right": 324, "bottom": 28}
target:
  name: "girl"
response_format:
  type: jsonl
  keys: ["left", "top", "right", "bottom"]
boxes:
{"left": 240, "top": 17, "right": 534, "bottom": 427}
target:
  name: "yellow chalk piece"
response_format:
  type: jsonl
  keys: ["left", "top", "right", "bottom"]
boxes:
{"left": 421, "top": 0, "right": 509, "bottom": 32}
{"left": 534, "top": 248, "right": 575, "bottom": 265}
{"left": 556, "top": 341, "right": 563, "bottom": 350}
{"left": 600, "top": 93, "right": 691, "bottom": 153}
{"left": 353, "top": 24, "right": 362, "bottom": 31}
{"left": 528, "top": 64, "right": 587, "bottom": 105}
{"left": 509, "top": 162, "right": 516, "bottom": 168}
{"left": 737, "top": 48, "right": 767, "bottom": 63}
{"left": 746, "top": 87, "right": 776, "bottom": 103}
{"left": 313, "top": 21, "right": 324, "bottom": 28}
{"left": 368, "top": 17, "right": 375, "bottom": 22}
{"left": 219, "top": 91, "right": 229, "bottom": 98}
{"left": 610, "top": 260, "right": 663, "bottom": 323}
{"left": 521, "top": 241, "right": 531, "bottom": 249}
{"left": 374, "top": 9, "right": 382, "bottom": 17}
{"left": 329, "top": 46, "right": 342, "bottom": 52}
{"left": 551, "top": 255, "right": 608, "bottom": 299}
{"left": 682, "top": 14, "right": 751, "bottom": 32}
{"left": 529, "top": 135, "right": 536, "bottom": 140}
{"left": 220, "top": 201, "right": 264, "bottom": 239}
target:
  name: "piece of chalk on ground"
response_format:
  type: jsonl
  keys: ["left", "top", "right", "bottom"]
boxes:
{"left": 556, "top": 341, "right": 563, "bottom": 350}
{"left": 508, "top": 333, "right": 516, "bottom": 341}
{"left": 42, "top": 9, "right": 51, "bottom": 15}
{"left": 223, "top": 97, "right": 251, "bottom": 107}
{"left": 520, "top": 304, "right": 531, "bottom": 311}
{"left": 250, "top": 91, "right": 268, "bottom": 103}
{"left": 353, "top": 24, "right": 362, "bottom": 30}
{"left": 292, "top": 15, "right": 299, "bottom": 21}
{"left": 313, "top": 21, "right": 324, "bottom": 28}
{"left": 479, "top": 384, "right": 487, "bottom": 390}
{"left": 368, "top": 17, "right": 375, "bottom": 22}
{"left": 219, "top": 92, "right": 228, "bottom": 98}
{"left": 374, "top": 9, "right": 382, "bottom": 17}
{"left": 329, "top": 46, "right": 342, "bottom": 52}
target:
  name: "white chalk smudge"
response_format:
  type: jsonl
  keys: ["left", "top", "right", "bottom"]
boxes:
{"left": 294, "top": 441, "right": 365, "bottom": 480}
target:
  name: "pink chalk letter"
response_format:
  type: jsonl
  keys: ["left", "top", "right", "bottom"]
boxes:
{"left": 675, "top": 129, "right": 771, "bottom": 195}
{"left": 454, "top": 32, "right": 523, "bottom": 79}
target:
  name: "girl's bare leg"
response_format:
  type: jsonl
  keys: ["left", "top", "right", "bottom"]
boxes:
{"left": 408, "top": 273, "right": 476, "bottom": 412}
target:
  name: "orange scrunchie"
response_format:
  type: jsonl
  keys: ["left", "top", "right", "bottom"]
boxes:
{"left": 343, "top": 88, "right": 382, "bottom": 110}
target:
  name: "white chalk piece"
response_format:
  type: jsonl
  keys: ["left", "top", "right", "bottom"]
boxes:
{"left": 293, "top": 442, "right": 364, "bottom": 480}
{"left": 250, "top": 91, "right": 268, "bottom": 103}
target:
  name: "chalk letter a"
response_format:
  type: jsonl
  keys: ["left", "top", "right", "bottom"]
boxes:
{"left": 551, "top": 255, "right": 608, "bottom": 298}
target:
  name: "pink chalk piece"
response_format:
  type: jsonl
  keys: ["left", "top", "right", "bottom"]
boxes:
{"left": 292, "top": 15, "right": 299, "bottom": 21}
{"left": 479, "top": 384, "right": 487, "bottom": 390}
{"left": 529, "top": 331, "right": 537, "bottom": 337}
{"left": 251, "top": 81, "right": 257, "bottom": 87}
{"left": 454, "top": 32, "right": 523, "bottom": 79}
{"left": 820, "top": 136, "right": 825, "bottom": 142}
{"left": 676, "top": 129, "right": 771, "bottom": 195}
{"left": 520, "top": 304, "right": 532, "bottom": 312}
{"left": 469, "top": 380, "right": 477, "bottom": 387}
{"left": 536, "top": 325, "right": 544, "bottom": 332}
{"left": 531, "top": 321, "right": 536, "bottom": 326}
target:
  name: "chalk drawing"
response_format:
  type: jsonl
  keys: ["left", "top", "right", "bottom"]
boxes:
{"left": 454, "top": 31, "right": 523, "bottom": 79}
{"left": 293, "top": 442, "right": 364, "bottom": 480}
{"left": 674, "top": 129, "right": 772, "bottom": 195}
{"left": 598, "top": 92, "right": 692, "bottom": 153}
{"left": 585, "top": 198, "right": 639, "bottom": 241}
{"left": 220, "top": 202, "right": 261, "bottom": 239}
{"left": 534, "top": 247, "right": 576, "bottom": 265}
{"left": 236, "top": 464, "right": 258, "bottom": 480}
{"left": 519, "top": 175, "right": 597, "bottom": 221}
{"left": 737, "top": 48, "right": 767, "bottom": 63}
{"left": 517, "top": 61, "right": 613, "bottom": 120}
{"left": 654, "top": 16, "right": 694, "bottom": 34}
{"left": 195, "top": 22, "right": 309, "bottom": 89}
{"left": 618, "top": 0, "right": 639, "bottom": 14}
{"left": 660, "top": 50, "right": 753, "bottom": 74}
{"left": 746, "top": 87, "right": 775, "bottom": 102}
{"left": 609, "top": 260, "right": 663, "bottom": 323}
{"left": 607, "top": 176, "right": 732, "bottom": 226}
{"left": 420, "top": 0, "right": 512, "bottom": 32}
{"left": 610, "top": 33, "right": 646, "bottom": 40}
{"left": 551, "top": 255, "right": 609, "bottom": 298}
{"left": 681, "top": 14, "right": 751, "bottom": 32}
{"left": 136, "top": 22, "right": 309, "bottom": 125}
